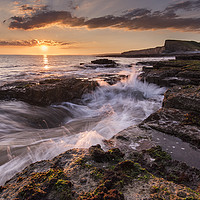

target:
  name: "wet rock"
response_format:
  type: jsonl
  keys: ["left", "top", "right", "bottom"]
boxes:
{"left": 89, "top": 144, "right": 107, "bottom": 163}
{"left": 163, "top": 85, "right": 200, "bottom": 112}
{"left": 140, "top": 85, "right": 200, "bottom": 148}
{"left": 0, "top": 146, "right": 199, "bottom": 200}
{"left": 89, "top": 144, "right": 124, "bottom": 163}
{"left": 139, "top": 60, "right": 200, "bottom": 87}
{"left": 97, "top": 74, "right": 128, "bottom": 85}
{"left": 176, "top": 54, "right": 200, "bottom": 60}
{"left": 116, "top": 135, "right": 129, "bottom": 141}
{"left": 132, "top": 145, "right": 200, "bottom": 190}
{"left": 80, "top": 178, "right": 87, "bottom": 184}
{"left": 136, "top": 61, "right": 159, "bottom": 66}
{"left": 0, "top": 78, "right": 99, "bottom": 106}
{"left": 109, "top": 127, "right": 200, "bottom": 190}
{"left": 85, "top": 59, "right": 118, "bottom": 68}
{"left": 138, "top": 59, "right": 200, "bottom": 151}
{"left": 91, "top": 59, "right": 117, "bottom": 65}
{"left": 15, "top": 169, "right": 73, "bottom": 200}
{"left": 141, "top": 108, "right": 200, "bottom": 148}
{"left": 177, "top": 191, "right": 187, "bottom": 198}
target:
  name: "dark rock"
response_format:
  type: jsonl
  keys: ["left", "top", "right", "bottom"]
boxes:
{"left": 122, "top": 40, "right": 200, "bottom": 56}
{"left": 85, "top": 59, "right": 118, "bottom": 68}
{"left": 163, "top": 85, "right": 200, "bottom": 112}
{"left": 139, "top": 68, "right": 183, "bottom": 87}
{"left": 139, "top": 60, "right": 200, "bottom": 87}
{"left": 116, "top": 135, "right": 129, "bottom": 141}
{"left": 133, "top": 145, "right": 200, "bottom": 189}
{"left": 139, "top": 58, "right": 200, "bottom": 152}
{"left": 97, "top": 74, "right": 128, "bottom": 85}
{"left": 177, "top": 191, "right": 187, "bottom": 198}
{"left": 89, "top": 145, "right": 124, "bottom": 163}
{"left": 0, "top": 78, "right": 99, "bottom": 106}
{"left": 141, "top": 109, "right": 200, "bottom": 148}
{"left": 140, "top": 85, "right": 200, "bottom": 148}
{"left": 13, "top": 168, "right": 73, "bottom": 200}
{"left": 0, "top": 146, "right": 199, "bottom": 199}
{"left": 153, "top": 61, "right": 189, "bottom": 69}
{"left": 176, "top": 55, "right": 200, "bottom": 60}
{"left": 115, "top": 160, "right": 145, "bottom": 179}
{"left": 91, "top": 59, "right": 117, "bottom": 65}
{"left": 89, "top": 144, "right": 107, "bottom": 163}
{"left": 106, "top": 148, "right": 125, "bottom": 161}
{"left": 164, "top": 40, "right": 200, "bottom": 53}
{"left": 80, "top": 178, "right": 87, "bottom": 184}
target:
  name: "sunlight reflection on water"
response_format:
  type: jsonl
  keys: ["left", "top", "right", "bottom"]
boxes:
{"left": 43, "top": 55, "right": 49, "bottom": 69}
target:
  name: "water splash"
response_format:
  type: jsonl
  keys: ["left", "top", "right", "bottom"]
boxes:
{"left": 0, "top": 70, "right": 166, "bottom": 185}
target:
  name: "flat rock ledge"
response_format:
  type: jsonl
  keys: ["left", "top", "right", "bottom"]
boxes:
{"left": 0, "top": 78, "right": 99, "bottom": 106}
{"left": 141, "top": 81, "right": 200, "bottom": 149}
{"left": 138, "top": 60, "right": 200, "bottom": 87}
{"left": 139, "top": 59, "right": 200, "bottom": 149}
{"left": 0, "top": 142, "right": 199, "bottom": 200}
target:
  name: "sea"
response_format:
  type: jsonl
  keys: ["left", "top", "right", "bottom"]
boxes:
{"left": 0, "top": 55, "right": 199, "bottom": 186}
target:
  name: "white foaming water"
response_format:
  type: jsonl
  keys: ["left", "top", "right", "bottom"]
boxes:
{"left": 0, "top": 69, "right": 166, "bottom": 185}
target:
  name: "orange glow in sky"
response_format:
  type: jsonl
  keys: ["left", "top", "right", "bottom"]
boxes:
{"left": 0, "top": 0, "right": 200, "bottom": 55}
{"left": 40, "top": 45, "right": 48, "bottom": 52}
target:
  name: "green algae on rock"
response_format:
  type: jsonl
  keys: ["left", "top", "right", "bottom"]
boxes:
{"left": 1, "top": 146, "right": 199, "bottom": 200}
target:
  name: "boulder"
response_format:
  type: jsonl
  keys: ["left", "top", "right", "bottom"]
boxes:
{"left": 0, "top": 78, "right": 99, "bottom": 106}
{"left": 91, "top": 59, "right": 117, "bottom": 65}
{"left": 85, "top": 59, "right": 118, "bottom": 68}
{"left": 97, "top": 74, "right": 128, "bottom": 85}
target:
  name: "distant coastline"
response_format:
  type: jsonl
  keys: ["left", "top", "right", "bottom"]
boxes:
{"left": 100, "top": 39, "right": 200, "bottom": 58}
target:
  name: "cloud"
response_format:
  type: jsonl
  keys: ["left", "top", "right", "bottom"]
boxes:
{"left": 122, "top": 8, "right": 151, "bottom": 18}
{"left": 7, "top": 0, "right": 200, "bottom": 32}
{"left": 9, "top": 11, "right": 85, "bottom": 30}
{"left": 21, "top": 5, "right": 34, "bottom": 11}
{"left": 0, "top": 39, "right": 73, "bottom": 47}
{"left": 20, "top": 4, "right": 48, "bottom": 12}
{"left": 165, "top": 0, "right": 200, "bottom": 12}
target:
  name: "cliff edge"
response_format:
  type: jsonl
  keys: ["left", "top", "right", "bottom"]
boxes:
{"left": 121, "top": 39, "right": 200, "bottom": 56}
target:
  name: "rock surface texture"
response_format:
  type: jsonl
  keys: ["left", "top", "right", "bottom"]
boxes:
{"left": 139, "top": 60, "right": 200, "bottom": 87}
{"left": 84, "top": 59, "right": 118, "bottom": 68}
{"left": 0, "top": 78, "right": 99, "bottom": 106}
{"left": 0, "top": 146, "right": 199, "bottom": 200}
{"left": 139, "top": 59, "right": 200, "bottom": 149}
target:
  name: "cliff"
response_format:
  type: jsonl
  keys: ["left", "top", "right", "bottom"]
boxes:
{"left": 164, "top": 39, "right": 200, "bottom": 53}
{"left": 121, "top": 39, "right": 200, "bottom": 56}
{"left": 121, "top": 46, "right": 164, "bottom": 56}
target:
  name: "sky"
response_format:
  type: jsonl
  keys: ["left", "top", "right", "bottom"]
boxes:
{"left": 0, "top": 0, "right": 200, "bottom": 55}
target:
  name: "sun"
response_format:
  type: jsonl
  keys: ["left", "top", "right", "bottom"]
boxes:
{"left": 40, "top": 45, "right": 48, "bottom": 51}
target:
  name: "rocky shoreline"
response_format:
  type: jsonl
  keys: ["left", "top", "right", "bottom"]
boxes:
{"left": 138, "top": 59, "right": 200, "bottom": 149}
{"left": 0, "top": 58, "right": 200, "bottom": 199}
